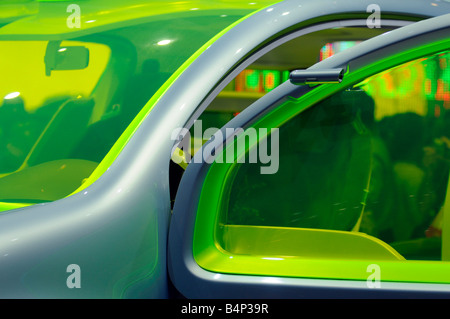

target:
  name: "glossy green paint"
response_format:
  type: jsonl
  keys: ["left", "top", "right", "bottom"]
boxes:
{"left": 193, "top": 38, "right": 450, "bottom": 284}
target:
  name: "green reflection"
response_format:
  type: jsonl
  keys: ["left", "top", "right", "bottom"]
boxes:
{"left": 0, "top": 6, "right": 261, "bottom": 208}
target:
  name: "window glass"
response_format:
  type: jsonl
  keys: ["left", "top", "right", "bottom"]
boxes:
{"left": 0, "top": 40, "right": 110, "bottom": 174}
{"left": 217, "top": 50, "right": 450, "bottom": 261}
{"left": 0, "top": 15, "right": 242, "bottom": 205}
{"left": 186, "top": 27, "right": 392, "bottom": 162}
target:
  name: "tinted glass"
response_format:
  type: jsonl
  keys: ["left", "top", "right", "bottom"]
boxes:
{"left": 218, "top": 50, "right": 450, "bottom": 261}
{"left": 0, "top": 15, "right": 242, "bottom": 204}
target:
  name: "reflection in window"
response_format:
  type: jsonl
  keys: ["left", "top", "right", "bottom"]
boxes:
{"left": 0, "top": 15, "right": 244, "bottom": 205}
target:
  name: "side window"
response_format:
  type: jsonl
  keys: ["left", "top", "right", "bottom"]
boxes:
{"left": 171, "top": 26, "right": 393, "bottom": 208}
{"left": 217, "top": 50, "right": 450, "bottom": 262}
{"left": 185, "top": 27, "right": 391, "bottom": 159}
{"left": 226, "top": 89, "right": 371, "bottom": 230}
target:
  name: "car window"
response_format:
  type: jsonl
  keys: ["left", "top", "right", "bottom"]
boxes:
{"left": 218, "top": 49, "right": 450, "bottom": 262}
{"left": 168, "top": 26, "right": 395, "bottom": 209}
{"left": 0, "top": 15, "right": 243, "bottom": 205}
{"left": 0, "top": 40, "right": 110, "bottom": 173}
{"left": 185, "top": 27, "right": 394, "bottom": 159}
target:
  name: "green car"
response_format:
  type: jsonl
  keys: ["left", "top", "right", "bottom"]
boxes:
{"left": 1, "top": 0, "right": 450, "bottom": 299}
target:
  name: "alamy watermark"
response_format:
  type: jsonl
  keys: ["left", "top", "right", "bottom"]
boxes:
{"left": 366, "top": 264, "right": 381, "bottom": 288}
{"left": 171, "top": 120, "right": 279, "bottom": 175}
{"left": 67, "top": 4, "right": 81, "bottom": 29}
{"left": 66, "top": 264, "right": 81, "bottom": 289}
{"left": 366, "top": 4, "right": 381, "bottom": 29}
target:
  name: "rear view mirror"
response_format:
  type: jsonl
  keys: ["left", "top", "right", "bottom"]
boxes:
{"left": 44, "top": 41, "right": 89, "bottom": 76}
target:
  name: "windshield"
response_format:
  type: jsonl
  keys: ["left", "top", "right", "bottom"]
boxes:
{"left": 0, "top": 40, "right": 110, "bottom": 172}
{"left": 0, "top": 13, "right": 246, "bottom": 206}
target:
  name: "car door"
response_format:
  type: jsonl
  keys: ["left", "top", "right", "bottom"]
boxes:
{"left": 169, "top": 13, "right": 450, "bottom": 298}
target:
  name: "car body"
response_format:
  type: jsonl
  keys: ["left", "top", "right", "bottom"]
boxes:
{"left": 0, "top": 0, "right": 450, "bottom": 298}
